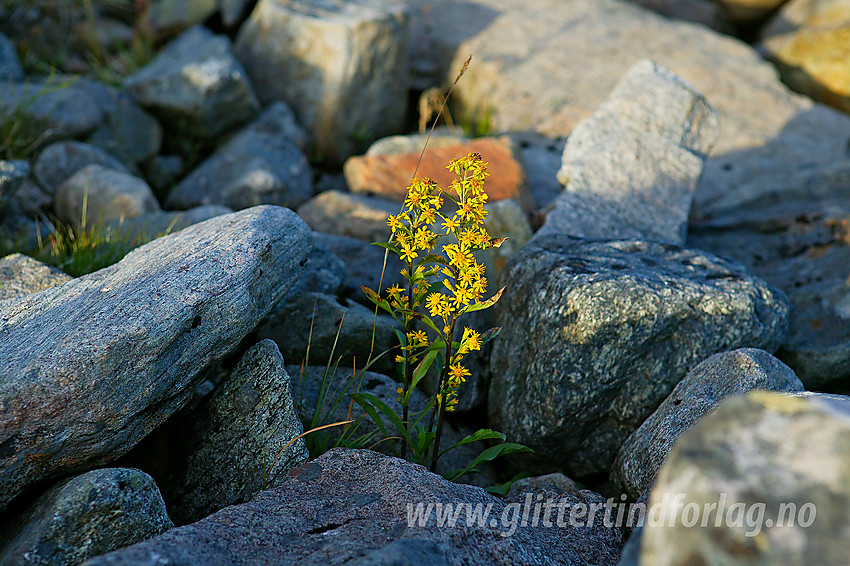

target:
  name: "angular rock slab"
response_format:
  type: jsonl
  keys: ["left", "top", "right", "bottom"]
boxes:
{"left": 124, "top": 25, "right": 260, "bottom": 139}
{"left": 0, "top": 468, "right": 172, "bottom": 566}
{"left": 540, "top": 59, "right": 719, "bottom": 244}
{"left": 641, "top": 391, "right": 850, "bottom": 565}
{"left": 235, "top": 0, "right": 410, "bottom": 162}
{"left": 84, "top": 448, "right": 623, "bottom": 565}
{"left": 0, "top": 206, "right": 312, "bottom": 512}
{"left": 167, "top": 339, "right": 308, "bottom": 525}
{"left": 611, "top": 348, "right": 805, "bottom": 500}
{"left": 489, "top": 236, "right": 789, "bottom": 477}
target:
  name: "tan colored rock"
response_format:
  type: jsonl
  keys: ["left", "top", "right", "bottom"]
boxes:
{"left": 343, "top": 137, "right": 533, "bottom": 211}
{"left": 760, "top": 0, "right": 850, "bottom": 113}
{"left": 296, "top": 190, "right": 397, "bottom": 242}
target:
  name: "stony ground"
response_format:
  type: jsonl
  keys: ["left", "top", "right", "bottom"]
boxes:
{"left": 1, "top": 1, "right": 850, "bottom": 565}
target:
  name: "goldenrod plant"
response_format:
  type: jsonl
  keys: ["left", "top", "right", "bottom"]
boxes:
{"left": 360, "top": 152, "right": 530, "bottom": 478}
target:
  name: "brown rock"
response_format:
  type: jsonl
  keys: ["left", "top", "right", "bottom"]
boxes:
{"left": 343, "top": 137, "right": 534, "bottom": 212}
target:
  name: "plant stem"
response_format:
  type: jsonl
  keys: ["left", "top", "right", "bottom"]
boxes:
{"left": 429, "top": 316, "right": 457, "bottom": 472}
{"left": 401, "top": 259, "right": 414, "bottom": 459}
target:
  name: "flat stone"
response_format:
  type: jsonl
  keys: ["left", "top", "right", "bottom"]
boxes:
{"left": 0, "top": 253, "right": 73, "bottom": 301}
{"left": 611, "top": 348, "right": 805, "bottom": 499}
{"left": 235, "top": 0, "right": 410, "bottom": 163}
{"left": 641, "top": 391, "right": 850, "bottom": 565}
{"left": 489, "top": 236, "right": 789, "bottom": 478}
{"left": 124, "top": 25, "right": 260, "bottom": 139}
{"left": 84, "top": 448, "right": 624, "bottom": 565}
{"left": 344, "top": 136, "right": 534, "bottom": 211}
{"left": 540, "top": 59, "right": 719, "bottom": 244}
{"left": 0, "top": 468, "right": 172, "bottom": 566}
{"left": 0, "top": 206, "right": 312, "bottom": 512}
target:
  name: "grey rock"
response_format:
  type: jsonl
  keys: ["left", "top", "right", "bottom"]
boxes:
{"left": 0, "top": 32, "right": 23, "bottom": 81}
{"left": 611, "top": 348, "right": 805, "bottom": 499}
{"left": 167, "top": 340, "right": 308, "bottom": 525}
{"left": 249, "top": 100, "right": 310, "bottom": 151}
{"left": 313, "top": 232, "right": 407, "bottom": 301}
{"left": 627, "top": 0, "right": 732, "bottom": 31}
{"left": 107, "top": 204, "right": 233, "bottom": 241}
{"left": 34, "top": 141, "right": 129, "bottom": 198}
{"left": 141, "top": 0, "right": 218, "bottom": 42}
{"left": 235, "top": 0, "right": 410, "bottom": 162}
{"left": 76, "top": 78, "right": 163, "bottom": 168}
{"left": 0, "top": 160, "right": 29, "bottom": 212}
{"left": 124, "top": 25, "right": 260, "bottom": 139}
{"left": 489, "top": 236, "right": 789, "bottom": 477}
{"left": 0, "top": 206, "right": 312, "bottom": 512}
{"left": 85, "top": 448, "right": 624, "bottom": 565}
{"left": 9, "top": 178, "right": 50, "bottom": 218}
{"left": 0, "top": 253, "right": 72, "bottom": 301}
{"left": 0, "top": 77, "right": 104, "bottom": 145}
{"left": 761, "top": 246, "right": 850, "bottom": 390}
{"left": 282, "top": 239, "right": 346, "bottom": 302}
{"left": 509, "top": 131, "right": 566, "bottom": 213}
{"left": 257, "top": 291, "right": 399, "bottom": 376}
{"left": 718, "top": 0, "right": 788, "bottom": 25}
{"left": 481, "top": 198, "right": 532, "bottom": 282}
{"left": 0, "top": 468, "right": 172, "bottom": 566}
{"left": 143, "top": 154, "right": 184, "bottom": 195}
{"left": 165, "top": 104, "right": 313, "bottom": 210}
{"left": 297, "top": 190, "right": 397, "bottom": 242}
{"left": 221, "top": 0, "right": 253, "bottom": 27}
{"left": 54, "top": 165, "right": 160, "bottom": 229}
{"left": 432, "top": 0, "right": 850, "bottom": 222}
{"left": 641, "top": 391, "right": 850, "bottom": 565}
{"left": 541, "top": 59, "right": 719, "bottom": 244}
{"left": 506, "top": 473, "right": 581, "bottom": 499}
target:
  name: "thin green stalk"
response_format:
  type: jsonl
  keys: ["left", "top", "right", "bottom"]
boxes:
{"left": 430, "top": 315, "right": 457, "bottom": 472}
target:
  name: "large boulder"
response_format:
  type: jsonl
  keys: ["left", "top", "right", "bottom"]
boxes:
{"left": 640, "top": 391, "right": 850, "bottom": 565}
{"left": 610, "top": 348, "right": 805, "bottom": 499}
{"left": 417, "top": 0, "right": 850, "bottom": 221}
{"left": 539, "top": 59, "right": 719, "bottom": 244}
{"left": 0, "top": 206, "right": 312, "bottom": 512}
{"left": 489, "top": 236, "right": 789, "bottom": 477}
{"left": 0, "top": 468, "right": 172, "bottom": 566}
{"left": 235, "top": 0, "right": 411, "bottom": 162}
{"left": 84, "top": 448, "right": 624, "bottom": 565}
{"left": 124, "top": 25, "right": 260, "bottom": 139}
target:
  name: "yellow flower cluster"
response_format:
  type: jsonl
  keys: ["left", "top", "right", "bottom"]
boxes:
{"left": 382, "top": 153, "right": 493, "bottom": 412}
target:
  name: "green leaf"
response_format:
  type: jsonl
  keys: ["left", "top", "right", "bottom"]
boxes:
{"left": 348, "top": 392, "right": 413, "bottom": 448}
{"left": 371, "top": 241, "right": 401, "bottom": 255}
{"left": 411, "top": 349, "right": 439, "bottom": 389}
{"left": 462, "top": 286, "right": 505, "bottom": 314}
{"left": 361, "top": 286, "right": 394, "bottom": 315}
{"left": 445, "top": 442, "right": 533, "bottom": 482}
{"left": 418, "top": 314, "right": 444, "bottom": 336}
{"left": 438, "top": 429, "right": 505, "bottom": 459}
{"left": 478, "top": 327, "right": 502, "bottom": 347}
{"left": 421, "top": 254, "right": 449, "bottom": 266}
